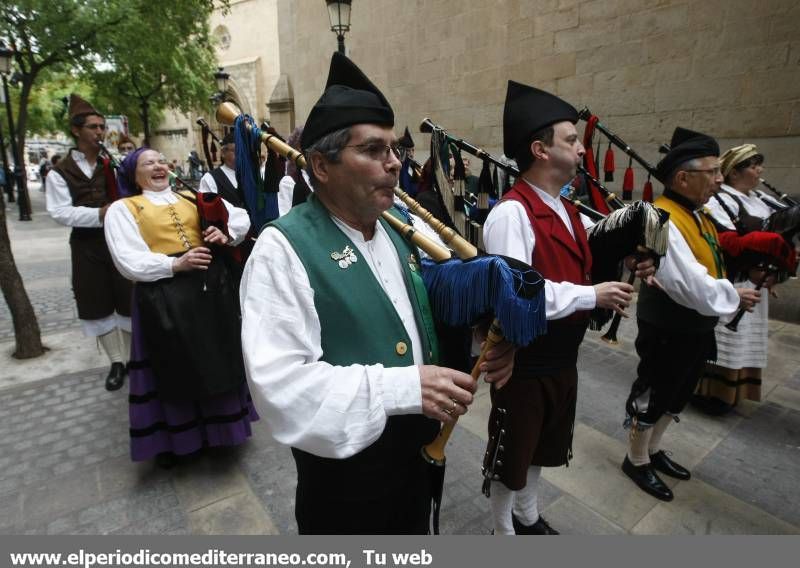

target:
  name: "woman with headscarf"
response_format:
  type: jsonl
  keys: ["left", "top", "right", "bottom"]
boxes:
{"left": 695, "top": 144, "right": 776, "bottom": 415}
{"left": 104, "top": 148, "right": 258, "bottom": 466}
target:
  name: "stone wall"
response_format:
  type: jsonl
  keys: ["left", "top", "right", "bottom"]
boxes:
{"left": 281, "top": 0, "right": 800, "bottom": 197}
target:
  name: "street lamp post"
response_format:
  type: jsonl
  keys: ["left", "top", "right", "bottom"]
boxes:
{"left": 0, "top": 43, "right": 31, "bottom": 221}
{"left": 211, "top": 67, "right": 230, "bottom": 106}
{"left": 326, "top": 0, "right": 352, "bottom": 55}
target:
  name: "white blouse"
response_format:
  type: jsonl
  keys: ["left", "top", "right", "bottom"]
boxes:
{"left": 104, "top": 188, "right": 250, "bottom": 282}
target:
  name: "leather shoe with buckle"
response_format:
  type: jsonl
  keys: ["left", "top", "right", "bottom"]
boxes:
{"left": 649, "top": 450, "right": 690, "bottom": 480}
{"left": 105, "top": 362, "right": 126, "bottom": 391}
{"left": 512, "top": 513, "right": 559, "bottom": 535}
{"left": 622, "top": 455, "right": 673, "bottom": 501}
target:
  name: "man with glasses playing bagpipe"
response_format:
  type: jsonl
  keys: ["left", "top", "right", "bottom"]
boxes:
{"left": 240, "top": 53, "right": 517, "bottom": 534}
{"left": 621, "top": 128, "right": 761, "bottom": 502}
{"left": 481, "top": 81, "right": 657, "bottom": 535}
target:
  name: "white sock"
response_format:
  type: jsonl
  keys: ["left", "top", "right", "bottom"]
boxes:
{"left": 512, "top": 466, "right": 541, "bottom": 524}
{"left": 118, "top": 329, "right": 132, "bottom": 364}
{"left": 489, "top": 482, "right": 515, "bottom": 535}
{"left": 628, "top": 427, "right": 653, "bottom": 466}
{"left": 98, "top": 330, "right": 123, "bottom": 364}
{"left": 648, "top": 414, "right": 673, "bottom": 456}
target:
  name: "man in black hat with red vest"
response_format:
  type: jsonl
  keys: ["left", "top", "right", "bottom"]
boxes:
{"left": 46, "top": 94, "right": 133, "bottom": 391}
{"left": 481, "top": 81, "right": 655, "bottom": 535}
{"left": 240, "top": 53, "right": 515, "bottom": 534}
{"left": 620, "top": 127, "right": 760, "bottom": 502}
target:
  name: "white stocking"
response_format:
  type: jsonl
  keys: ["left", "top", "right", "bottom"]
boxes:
{"left": 512, "top": 466, "right": 541, "bottom": 524}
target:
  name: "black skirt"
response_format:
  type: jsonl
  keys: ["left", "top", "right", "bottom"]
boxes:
{"left": 135, "top": 255, "right": 245, "bottom": 402}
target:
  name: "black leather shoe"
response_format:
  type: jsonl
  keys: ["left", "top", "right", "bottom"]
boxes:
{"left": 512, "top": 513, "right": 560, "bottom": 535}
{"left": 649, "top": 450, "right": 691, "bottom": 480}
{"left": 622, "top": 455, "right": 673, "bottom": 501}
{"left": 105, "top": 362, "right": 126, "bottom": 391}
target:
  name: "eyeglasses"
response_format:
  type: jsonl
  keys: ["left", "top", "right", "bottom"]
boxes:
{"left": 684, "top": 167, "right": 722, "bottom": 176}
{"left": 344, "top": 142, "right": 401, "bottom": 162}
{"left": 83, "top": 124, "right": 107, "bottom": 131}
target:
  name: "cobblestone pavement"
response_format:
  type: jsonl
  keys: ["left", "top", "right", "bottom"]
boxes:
{"left": 1, "top": 187, "right": 799, "bottom": 535}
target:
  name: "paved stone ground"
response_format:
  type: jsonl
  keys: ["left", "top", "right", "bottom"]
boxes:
{"left": 1, "top": 187, "right": 798, "bottom": 535}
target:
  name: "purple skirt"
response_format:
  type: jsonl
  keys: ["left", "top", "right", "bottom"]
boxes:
{"left": 128, "top": 295, "right": 259, "bottom": 462}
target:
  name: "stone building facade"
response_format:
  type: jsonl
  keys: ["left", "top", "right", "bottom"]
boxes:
{"left": 154, "top": 0, "right": 800, "bottom": 194}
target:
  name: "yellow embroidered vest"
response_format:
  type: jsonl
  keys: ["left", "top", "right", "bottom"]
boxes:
{"left": 122, "top": 192, "right": 203, "bottom": 255}
{"left": 654, "top": 195, "right": 725, "bottom": 279}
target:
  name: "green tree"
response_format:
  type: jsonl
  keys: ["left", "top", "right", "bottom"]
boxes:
{"left": 0, "top": 0, "right": 222, "bottom": 358}
{"left": 90, "top": 1, "right": 220, "bottom": 146}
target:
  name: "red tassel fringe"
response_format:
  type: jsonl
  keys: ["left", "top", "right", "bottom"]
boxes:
{"left": 642, "top": 179, "right": 654, "bottom": 203}
{"left": 603, "top": 144, "right": 614, "bottom": 182}
{"left": 622, "top": 166, "right": 634, "bottom": 201}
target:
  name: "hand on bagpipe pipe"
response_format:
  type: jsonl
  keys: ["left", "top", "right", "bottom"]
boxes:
{"left": 419, "top": 117, "right": 670, "bottom": 346}
{"left": 214, "top": 101, "right": 556, "bottom": 534}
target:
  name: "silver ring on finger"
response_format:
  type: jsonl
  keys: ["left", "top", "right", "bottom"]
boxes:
{"left": 450, "top": 398, "right": 458, "bottom": 412}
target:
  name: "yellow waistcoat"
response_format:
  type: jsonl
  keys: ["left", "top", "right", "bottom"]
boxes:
{"left": 122, "top": 192, "right": 203, "bottom": 255}
{"left": 654, "top": 195, "right": 725, "bottom": 279}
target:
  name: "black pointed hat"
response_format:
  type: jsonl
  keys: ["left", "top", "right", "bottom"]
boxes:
{"left": 503, "top": 80, "right": 578, "bottom": 159}
{"left": 398, "top": 126, "right": 414, "bottom": 149}
{"left": 300, "top": 52, "right": 394, "bottom": 150}
{"left": 654, "top": 127, "right": 720, "bottom": 184}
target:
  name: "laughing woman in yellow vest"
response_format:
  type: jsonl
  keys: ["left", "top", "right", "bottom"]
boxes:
{"left": 104, "top": 148, "right": 258, "bottom": 467}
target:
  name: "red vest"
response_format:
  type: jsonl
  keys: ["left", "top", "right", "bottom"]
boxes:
{"left": 502, "top": 179, "right": 592, "bottom": 287}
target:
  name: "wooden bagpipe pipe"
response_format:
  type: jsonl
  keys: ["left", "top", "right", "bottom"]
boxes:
{"left": 418, "top": 117, "right": 671, "bottom": 346}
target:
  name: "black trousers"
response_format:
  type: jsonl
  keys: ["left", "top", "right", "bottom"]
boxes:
{"left": 628, "top": 319, "right": 717, "bottom": 425}
{"left": 292, "top": 445, "right": 433, "bottom": 535}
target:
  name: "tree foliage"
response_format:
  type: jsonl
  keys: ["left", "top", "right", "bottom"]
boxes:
{"left": 0, "top": 0, "right": 225, "bottom": 359}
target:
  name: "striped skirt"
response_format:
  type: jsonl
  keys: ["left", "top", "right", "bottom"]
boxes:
{"left": 128, "top": 297, "right": 259, "bottom": 462}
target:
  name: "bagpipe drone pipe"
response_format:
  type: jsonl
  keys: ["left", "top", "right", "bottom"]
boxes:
{"left": 216, "top": 101, "right": 552, "bottom": 533}
{"left": 418, "top": 117, "right": 671, "bottom": 345}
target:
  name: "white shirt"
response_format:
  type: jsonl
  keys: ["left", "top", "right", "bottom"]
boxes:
{"left": 103, "top": 188, "right": 250, "bottom": 282}
{"left": 198, "top": 164, "right": 237, "bottom": 194}
{"left": 651, "top": 214, "right": 740, "bottom": 318}
{"left": 706, "top": 184, "right": 772, "bottom": 231}
{"left": 277, "top": 175, "right": 295, "bottom": 217}
{"left": 240, "top": 207, "right": 443, "bottom": 460}
{"left": 45, "top": 149, "right": 104, "bottom": 227}
{"left": 483, "top": 181, "right": 597, "bottom": 320}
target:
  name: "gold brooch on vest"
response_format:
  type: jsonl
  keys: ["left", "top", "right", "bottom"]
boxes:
{"left": 331, "top": 245, "right": 358, "bottom": 269}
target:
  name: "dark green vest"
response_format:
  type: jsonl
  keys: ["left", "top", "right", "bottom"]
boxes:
{"left": 271, "top": 194, "right": 439, "bottom": 366}
{"left": 270, "top": 195, "right": 440, "bottom": 507}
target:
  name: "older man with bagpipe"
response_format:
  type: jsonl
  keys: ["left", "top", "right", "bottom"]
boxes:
{"left": 238, "top": 53, "right": 552, "bottom": 535}
{"left": 620, "top": 128, "right": 762, "bottom": 502}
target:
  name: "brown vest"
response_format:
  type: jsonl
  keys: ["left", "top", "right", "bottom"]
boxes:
{"left": 52, "top": 150, "right": 109, "bottom": 208}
